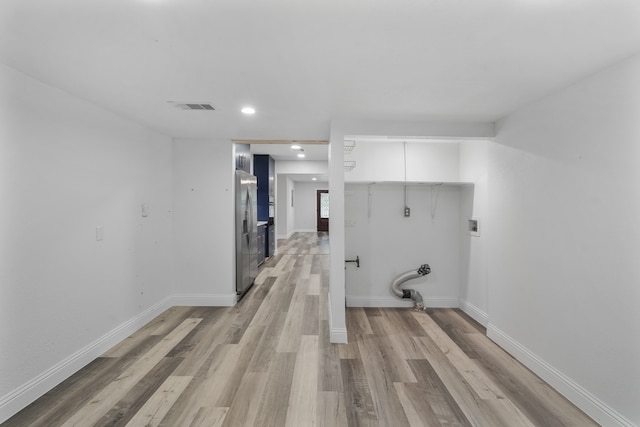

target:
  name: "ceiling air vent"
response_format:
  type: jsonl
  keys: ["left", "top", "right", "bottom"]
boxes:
{"left": 169, "top": 102, "right": 215, "bottom": 111}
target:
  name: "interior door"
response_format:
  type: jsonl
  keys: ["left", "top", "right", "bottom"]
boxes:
{"left": 317, "top": 190, "right": 329, "bottom": 232}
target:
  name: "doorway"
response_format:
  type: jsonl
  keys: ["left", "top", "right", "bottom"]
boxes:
{"left": 316, "top": 190, "right": 329, "bottom": 232}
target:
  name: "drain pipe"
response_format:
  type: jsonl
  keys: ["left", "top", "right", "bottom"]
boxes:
{"left": 391, "top": 264, "right": 431, "bottom": 311}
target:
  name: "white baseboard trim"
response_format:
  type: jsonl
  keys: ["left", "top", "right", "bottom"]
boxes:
{"left": 327, "top": 290, "right": 348, "bottom": 343}
{"left": 0, "top": 296, "right": 173, "bottom": 424}
{"left": 346, "top": 296, "right": 459, "bottom": 308}
{"left": 278, "top": 230, "right": 298, "bottom": 240}
{"left": 458, "top": 299, "right": 489, "bottom": 326}
{"left": 0, "top": 292, "right": 240, "bottom": 423}
{"left": 330, "top": 327, "right": 348, "bottom": 344}
{"left": 487, "top": 324, "right": 634, "bottom": 427}
{"left": 170, "top": 293, "right": 237, "bottom": 307}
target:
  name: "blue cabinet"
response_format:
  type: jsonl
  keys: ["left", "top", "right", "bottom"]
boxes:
{"left": 253, "top": 154, "right": 274, "bottom": 222}
{"left": 254, "top": 154, "right": 276, "bottom": 258}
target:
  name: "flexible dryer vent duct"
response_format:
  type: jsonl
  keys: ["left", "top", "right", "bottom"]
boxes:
{"left": 391, "top": 264, "right": 431, "bottom": 311}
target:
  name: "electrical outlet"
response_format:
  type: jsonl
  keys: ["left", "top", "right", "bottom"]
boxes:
{"left": 404, "top": 206, "right": 411, "bottom": 217}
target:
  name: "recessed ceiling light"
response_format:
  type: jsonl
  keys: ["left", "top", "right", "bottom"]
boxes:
{"left": 241, "top": 107, "right": 255, "bottom": 115}
{"left": 291, "top": 145, "right": 302, "bottom": 150}
{"left": 312, "top": 177, "right": 317, "bottom": 181}
{"left": 297, "top": 153, "right": 306, "bottom": 158}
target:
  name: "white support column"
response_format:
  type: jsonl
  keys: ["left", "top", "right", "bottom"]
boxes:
{"left": 328, "top": 123, "right": 347, "bottom": 343}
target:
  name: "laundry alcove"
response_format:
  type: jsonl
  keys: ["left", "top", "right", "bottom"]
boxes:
{"left": 343, "top": 138, "right": 486, "bottom": 313}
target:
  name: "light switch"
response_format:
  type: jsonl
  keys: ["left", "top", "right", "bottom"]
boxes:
{"left": 468, "top": 218, "right": 480, "bottom": 236}
{"left": 96, "top": 226, "right": 104, "bottom": 241}
{"left": 142, "top": 203, "right": 150, "bottom": 217}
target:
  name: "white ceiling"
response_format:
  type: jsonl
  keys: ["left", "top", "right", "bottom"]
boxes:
{"left": 1, "top": 0, "right": 640, "bottom": 144}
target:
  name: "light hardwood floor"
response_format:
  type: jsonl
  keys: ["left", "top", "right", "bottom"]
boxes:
{"left": 3, "top": 232, "right": 598, "bottom": 426}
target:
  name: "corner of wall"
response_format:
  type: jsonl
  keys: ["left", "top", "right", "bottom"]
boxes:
{"left": 459, "top": 299, "right": 488, "bottom": 327}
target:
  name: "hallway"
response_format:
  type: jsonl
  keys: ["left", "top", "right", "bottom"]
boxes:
{"left": 3, "top": 232, "right": 597, "bottom": 426}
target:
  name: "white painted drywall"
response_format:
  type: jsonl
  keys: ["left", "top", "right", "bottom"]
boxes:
{"left": 276, "top": 174, "right": 288, "bottom": 239}
{"left": 345, "top": 184, "right": 464, "bottom": 307}
{"left": 0, "top": 63, "right": 174, "bottom": 418}
{"left": 293, "top": 181, "right": 328, "bottom": 232}
{"left": 172, "top": 139, "right": 235, "bottom": 304}
{"left": 276, "top": 160, "right": 328, "bottom": 175}
{"left": 490, "top": 54, "right": 640, "bottom": 426}
{"left": 276, "top": 177, "right": 296, "bottom": 239}
{"left": 459, "top": 140, "right": 489, "bottom": 324}
{"left": 286, "top": 178, "right": 295, "bottom": 238}
{"left": 328, "top": 124, "right": 347, "bottom": 343}
{"left": 345, "top": 140, "right": 460, "bottom": 183}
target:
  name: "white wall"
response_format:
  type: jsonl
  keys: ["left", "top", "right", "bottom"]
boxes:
{"left": 345, "top": 184, "right": 464, "bottom": 308}
{"left": 0, "top": 63, "right": 174, "bottom": 420}
{"left": 276, "top": 160, "right": 328, "bottom": 175}
{"left": 172, "top": 139, "right": 235, "bottom": 305}
{"left": 276, "top": 176, "right": 296, "bottom": 240}
{"left": 276, "top": 175, "right": 289, "bottom": 239}
{"left": 293, "top": 181, "right": 328, "bottom": 232}
{"left": 286, "top": 178, "right": 295, "bottom": 238}
{"left": 489, "top": 54, "right": 640, "bottom": 426}
{"left": 459, "top": 141, "right": 490, "bottom": 324}
{"left": 328, "top": 124, "right": 347, "bottom": 343}
{"left": 345, "top": 140, "right": 461, "bottom": 183}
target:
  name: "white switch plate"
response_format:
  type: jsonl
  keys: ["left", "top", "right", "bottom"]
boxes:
{"left": 96, "top": 226, "right": 104, "bottom": 241}
{"left": 468, "top": 218, "right": 480, "bottom": 237}
{"left": 141, "top": 203, "right": 150, "bottom": 217}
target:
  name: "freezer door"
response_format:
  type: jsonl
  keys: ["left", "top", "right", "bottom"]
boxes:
{"left": 235, "top": 171, "right": 258, "bottom": 296}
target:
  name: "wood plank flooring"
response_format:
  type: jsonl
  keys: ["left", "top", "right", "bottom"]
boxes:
{"left": 3, "top": 232, "right": 598, "bottom": 426}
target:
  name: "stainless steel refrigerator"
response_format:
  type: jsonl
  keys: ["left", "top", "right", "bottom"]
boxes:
{"left": 235, "top": 170, "right": 258, "bottom": 298}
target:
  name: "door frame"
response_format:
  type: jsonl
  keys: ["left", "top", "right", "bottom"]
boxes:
{"left": 316, "top": 189, "right": 329, "bottom": 232}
